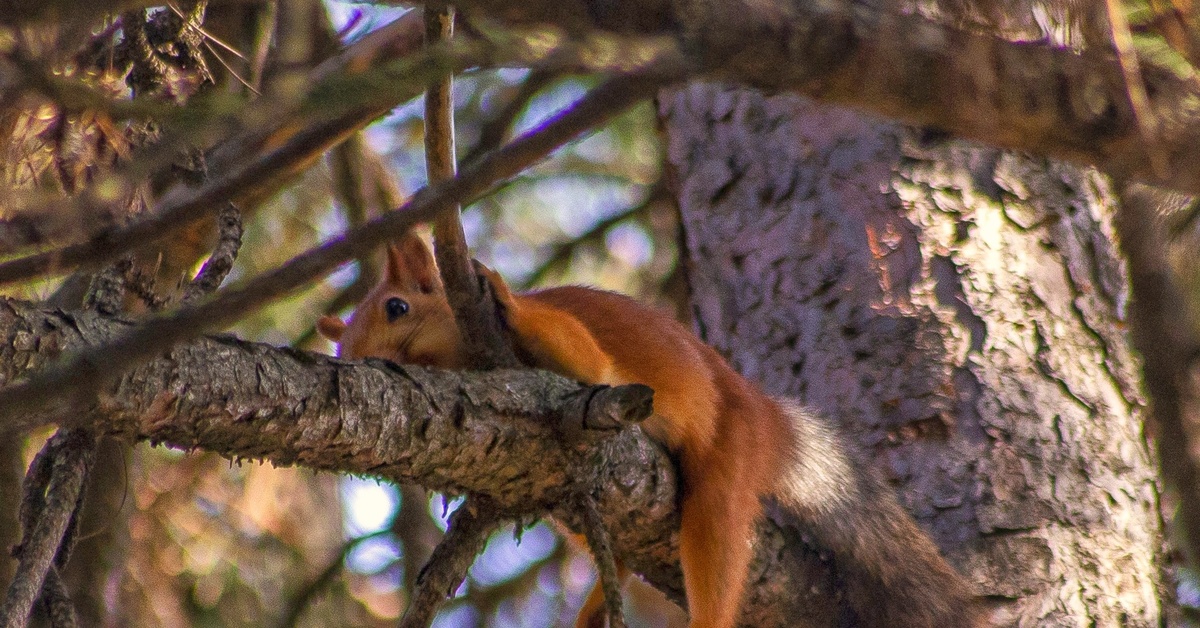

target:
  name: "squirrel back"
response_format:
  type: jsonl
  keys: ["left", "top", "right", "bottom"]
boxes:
{"left": 319, "top": 233, "right": 982, "bottom": 628}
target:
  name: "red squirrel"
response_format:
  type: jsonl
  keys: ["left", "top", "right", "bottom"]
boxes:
{"left": 317, "top": 232, "right": 981, "bottom": 628}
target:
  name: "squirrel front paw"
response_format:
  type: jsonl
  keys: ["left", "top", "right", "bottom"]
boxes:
{"left": 473, "top": 260, "right": 516, "bottom": 315}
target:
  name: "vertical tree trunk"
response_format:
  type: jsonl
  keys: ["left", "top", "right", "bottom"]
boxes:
{"left": 661, "top": 85, "right": 1163, "bottom": 626}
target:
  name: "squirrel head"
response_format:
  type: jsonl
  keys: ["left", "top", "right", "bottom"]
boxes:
{"left": 317, "top": 232, "right": 467, "bottom": 368}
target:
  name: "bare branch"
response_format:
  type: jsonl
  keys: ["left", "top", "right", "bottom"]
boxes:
{"left": 0, "top": 73, "right": 663, "bottom": 436}
{"left": 37, "top": 567, "right": 76, "bottom": 628}
{"left": 0, "top": 21, "right": 684, "bottom": 285}
{"left": 276, "top": 535, "right": 358, "bottom": 628}
{"left": 398, "top": 499, "right": 505, "bottom": 628}
{"left": 408, "top": 7, "right": 524, "bottom": 624}
{"left": 423, "top": 2, "right": 522, "bottom": 372}
{"left": 182, "top": 203, "right": 243, "bottom": 302}
{"left": 0, "top": 12, "right": 421, "bottom": 260}
{"left": 461, "top": 69, "right": 556, "bottom": 165}
{"left": 578, "top": 493, "right": 626, "bottom": 628}
{"left": 521, "top": 180, "right": 667, "bottom": 289}
{"left": 290, "top": 136, "right": 400, "bottom": 348}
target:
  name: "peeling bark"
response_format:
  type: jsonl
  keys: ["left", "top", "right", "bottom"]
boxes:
{"left": 663, "top": 85, "right": 1162, "bottom": 626}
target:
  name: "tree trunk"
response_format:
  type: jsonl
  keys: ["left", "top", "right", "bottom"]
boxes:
{"left": 662, "top": 84, "right": 1164, "bottom": 626}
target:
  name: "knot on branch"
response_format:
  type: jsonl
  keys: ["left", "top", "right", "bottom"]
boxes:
{"left": 558, "top": 383, "right": 654, "bottom": 442}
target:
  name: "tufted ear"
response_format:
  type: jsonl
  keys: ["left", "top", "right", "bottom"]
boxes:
{"left": 385, "top": 232, "right": 440, "bottom": 293}
{"left": 316, "top": 315, "right": 347, "bottom": 342}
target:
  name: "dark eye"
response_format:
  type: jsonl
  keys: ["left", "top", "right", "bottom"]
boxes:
{"left": 385, "top": 297, "right": 409, "bottom": 322}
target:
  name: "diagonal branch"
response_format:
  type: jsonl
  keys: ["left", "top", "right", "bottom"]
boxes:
{"left": 0, "top": 18, "right": 684, "bottom": 281}
{"left": 0, "top": 429, "right": 95, "bottom": 628}
{"left": 0, "top": 12, "right": 425, "bottom": 257}
{"left": 0, "top": 73, "right": 664, "bottom": 436}
{"left": 0, "top": 14, "right": 424, "bottom": 279}
{"left": 397, "top": 497, "right": 505, "bottom": 628}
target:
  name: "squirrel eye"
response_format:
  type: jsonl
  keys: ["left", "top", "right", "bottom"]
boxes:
{"left": 384, "top": 297, "right": 410, "bottom": 322}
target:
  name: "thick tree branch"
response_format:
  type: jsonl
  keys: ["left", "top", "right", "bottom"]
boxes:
{"left": 443, "top": 0, "right": 1200, "bottom": 194}
{"left": 0, "top": 299, "right": 842, "bottom": 627}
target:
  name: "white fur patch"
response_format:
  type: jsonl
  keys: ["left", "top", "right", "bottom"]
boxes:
{"left": 772, "top": 398, "right": 858, "bottom": 515}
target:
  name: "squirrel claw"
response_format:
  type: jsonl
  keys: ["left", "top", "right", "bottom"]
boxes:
{"left": 473, "top": 260, "right": 515, "bottom": 304}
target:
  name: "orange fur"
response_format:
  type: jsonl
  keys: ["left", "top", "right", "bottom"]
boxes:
{"left": 320, "top": 233, "right": 981, "bottom": 628}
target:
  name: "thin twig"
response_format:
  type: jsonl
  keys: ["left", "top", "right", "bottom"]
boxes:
{"left": 0, "top": 74, "right": 665, "bottom": 435}
{"left": 577, "top": 493, "right": 626, "bottom": 628}
{"left": 394, "top": 484, "right": 442, "bottom": 599}
{"left": 288, "top": 137, "right": 394, "bottom": 347}
{"left": 183, "top": 203, "right": 243, "bottom": 302}
{"left": 398, "top": 498, "right": 505, "bottom": 628}
{"left": 521, "top": 179, "right": 666, "bottom": 289}
{"left": 330, "top": 138, "right": 372, "bottom": 228}
{"left": 274, "top": 531, "right": 391, "bottom": 628}
{"left": 165, "top": 1, "right": 246, "bottom": 59}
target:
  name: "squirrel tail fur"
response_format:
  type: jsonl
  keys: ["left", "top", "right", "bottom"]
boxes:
{"left": 771, "top": 399, "right": 981, "bottom": 627}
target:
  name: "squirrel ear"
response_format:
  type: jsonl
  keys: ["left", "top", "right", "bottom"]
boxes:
{"left": 316, "top": 315, "right": 347, "bottom": 342}
{"left": 386, "top": 233, "right": 440, "bottom": 293}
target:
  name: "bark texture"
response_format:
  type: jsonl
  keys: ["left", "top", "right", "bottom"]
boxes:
{"left": 439, "top": 0, "right": 1200, "bottom": 193}
{"left": 0, "top": 298, "right": 852, "bottom": 624}
{"left": 663, "top": 84, "right": 1162, "bottom": 626}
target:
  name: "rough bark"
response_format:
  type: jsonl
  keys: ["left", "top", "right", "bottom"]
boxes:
{"left": 439, "top": 0, "right": 1200, "bottom": 194}
{"left": 0, "top": 295, "right": 868, "bottom": 625}
{"left": 663, "top": 85, "right": 1162, "bottom": 626}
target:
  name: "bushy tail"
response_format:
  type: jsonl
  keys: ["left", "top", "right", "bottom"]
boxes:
{"left": 770, "top": 399, "right": 981, "bottom": 627}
